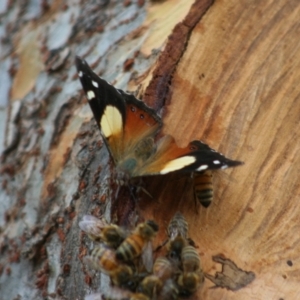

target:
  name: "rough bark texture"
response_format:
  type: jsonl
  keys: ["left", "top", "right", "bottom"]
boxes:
{"left": 1, "top": 0, "right": 299, "bottom": 300}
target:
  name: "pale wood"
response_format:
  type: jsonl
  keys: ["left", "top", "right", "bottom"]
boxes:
{"left": 140, "top": 0, "right": 300, "bottom": 299}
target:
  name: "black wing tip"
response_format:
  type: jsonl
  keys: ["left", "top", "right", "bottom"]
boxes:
{"left": 229, "top": 160, "right": 244, "bottom": 167}
{"left": 75, "top": 55, "right": 82, "bottom": 68}
{"left": 190, "top": 140, "right": 244, "bottom": 166}
{"left": 75, "top": 55, "right": 89, "bottom": 72}
{"left": 75, "top": 55, "right": 84, "bottom": 65}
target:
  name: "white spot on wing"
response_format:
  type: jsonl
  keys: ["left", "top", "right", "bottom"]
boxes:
{"left": 213, "top": 160, "right": 221, "bottom": 164}
{"left": 78, "top": 71, "right": 83, "bottom": 77}
{"left": 100, "top": 105, "right": 123, "bottom": 138}
{"left": 160, "top": 156, "right": 196, "bottom": 174}
{"left": 197, "top": 165, "right": 208, "bottom": 171}
{"left": 221, "top": 165, "right": 228, "bottom": 169}
{"left": 87, "top": 90, "right": 95, "bottom": 100}
{"left": 92, "top": 80, "right": 99, "bottom": 88}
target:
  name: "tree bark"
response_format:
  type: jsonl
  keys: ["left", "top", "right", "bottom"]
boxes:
{"left": 1, "top": 0, "right": 300, "bottom": 299}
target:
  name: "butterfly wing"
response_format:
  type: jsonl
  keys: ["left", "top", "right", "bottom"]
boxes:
{"left": 119, "top": 90, "right": 162, "bottom": 159}
{"left": 137, "top": 135, "right": 243, "bottom": 176}
{"left": 76, "top": 57, "right": 243, "bottom": 177}
{"left": 75, "top": 57, "right": 162, "bottom": 167}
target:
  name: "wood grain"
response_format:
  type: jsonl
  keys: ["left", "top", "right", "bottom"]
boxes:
{"left": 139, "top": 0, "right": 300, "bottom": 299}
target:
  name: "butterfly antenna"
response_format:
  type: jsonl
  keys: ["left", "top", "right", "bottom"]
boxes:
{"left": 114, "top": 184, "right": 120, "bottom": 199}
{"left": 138, "top": 186, "right": 153, "bottom": 199}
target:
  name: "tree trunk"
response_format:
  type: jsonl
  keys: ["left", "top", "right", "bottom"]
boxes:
{"left": 1, "top": 0, "right": 299, "bottom": 299}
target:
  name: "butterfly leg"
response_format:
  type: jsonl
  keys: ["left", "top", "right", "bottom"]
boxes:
{"left": 136, "top": 186, "right": 153, "bottom": 199}
{"left": 129, "top": 177, "right": 153, "bottom": 200}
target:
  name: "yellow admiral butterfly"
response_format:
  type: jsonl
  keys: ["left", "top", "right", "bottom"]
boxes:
{"left": 75, "top": 56, "right": 243, "bottom": 187}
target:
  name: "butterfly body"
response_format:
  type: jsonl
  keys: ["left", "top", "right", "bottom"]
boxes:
{"left": 75, "top": 56, "right": 243, "bottom": 183}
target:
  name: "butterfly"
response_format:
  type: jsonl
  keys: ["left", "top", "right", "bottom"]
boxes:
{"left": 75, "top": 56, "right": 243, "bottom": 186}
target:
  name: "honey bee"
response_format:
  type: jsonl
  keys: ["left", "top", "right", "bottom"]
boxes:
{"left": 138, "top": 256, "right": 174, "bottom": 298}
{"left": 86, "top": 288, "right": 150, "bottom": 300}
{"left": 79, "top": 215, "right": 126, "bottom": 248}
{"left": 111, "top": 265, "right": 139, "bottom": 289}
{"left": 84, "top": 244, "right": 119, "bottom": 273}
{"left": 167, "top": 212, "right": 188, "bottom": 240}
{"left": 101, "top": 225, "right": 127, "bottom": 249}
{"left": 84, "top": 245, "right": 135, "bottom": 288}
{"left": 83, "top": 245, "right": 133, "bottom": 278}
{"left": 138, "top": 275, "right": 162, "bottom": 299}
{"left": 152, "top": 257, "right": 173, "bottom": 282}
{"left": 193, "top": 170, "right": 213, "bottom": 207}
{"left": 129, "top": 294, "right": 150, "bottom": 300}
{"left": 177, "top": 270, "right": 204, "bottom": 296}
{"left": 158, "top": 278, "right": 179, "bottom": 300}
{"left": 115, "top": 220, "right": 159, "bottom": 263}
{"left": 166, "top": 213, "right": 189, "bottom": 261}
{"left": 181, "top": 245, "right": 201, "bottom": 273}
{"left": 177, "top": 245, "right": 204, "bottom": 296}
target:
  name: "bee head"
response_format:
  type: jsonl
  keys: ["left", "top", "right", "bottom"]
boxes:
{"left": 112, "top": 265, "right": 133, "bottom": 286}
{"left": 145, "top": 220, "right": 159, "bottom": 232}
{"left": 137, "top": 220, "right": 159, "bottom": 239}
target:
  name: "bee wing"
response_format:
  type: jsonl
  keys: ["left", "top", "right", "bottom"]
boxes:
{"left": 79, "top": 215, "right": 107, "bottom": 237}
{"left": 99, "top": 287, "right": 132, "bottom": 300}
{"left": 83, "top": 255, "right": 101, "bottom": 271}
{"left": 167, "top": 212, "right": 188, "bottom": 240}
{"left": 141, "top": 241, "right": 154, "bottom": 273}
{"left": 85, "top": 293, "right": 102, "bottom": 300}
{"left": 153, "top": 257, "right": 173, "bottom": 280}
{"left": 158, "top": 278, "right": 179, "bottom": 300}
{"left": 85, "top": 290, "right": 136, "bottom": 300}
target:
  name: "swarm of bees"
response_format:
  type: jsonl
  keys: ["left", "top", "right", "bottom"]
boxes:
{"left": 80, "top": 212, "right": 204, "bottom": 300}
